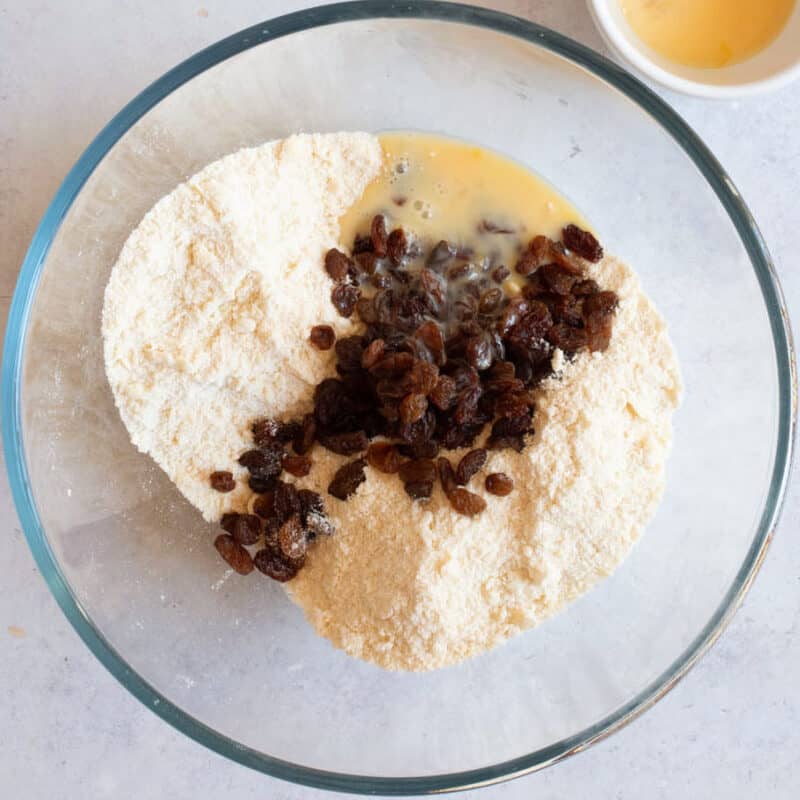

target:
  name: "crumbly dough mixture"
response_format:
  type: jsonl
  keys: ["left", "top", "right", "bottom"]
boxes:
{"left": 103, "top": 133, "right": 382, "bottom": 521}
{"left": 103, "top": 132, "right": 681, "bottom": 672}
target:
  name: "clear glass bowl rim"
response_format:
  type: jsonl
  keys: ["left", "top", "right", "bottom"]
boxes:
{"left": 2, "top": 1, "right": 796, "bottom": 793}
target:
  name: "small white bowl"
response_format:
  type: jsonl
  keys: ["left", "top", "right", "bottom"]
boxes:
{"left": 587, "top": 0, "right": 800, "bottom": 97}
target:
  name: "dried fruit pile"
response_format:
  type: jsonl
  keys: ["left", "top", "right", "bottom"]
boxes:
{"left": 210, "top": 218, "right": 618, "bottom": 581}
{"left": 211, "top": 420, "right": 335, "bottom": 581}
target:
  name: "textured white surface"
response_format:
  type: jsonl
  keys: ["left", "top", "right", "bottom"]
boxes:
{"left": 0, "top": 1, "right": 797, "bottom": 797}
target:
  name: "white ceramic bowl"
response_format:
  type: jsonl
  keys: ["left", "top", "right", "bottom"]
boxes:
{"left": 587, "top": 0, "right": 800, "bottom": 97}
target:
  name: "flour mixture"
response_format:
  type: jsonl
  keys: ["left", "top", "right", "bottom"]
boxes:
{"left": 103, "top": 131, "right": 681, "bottom": 671}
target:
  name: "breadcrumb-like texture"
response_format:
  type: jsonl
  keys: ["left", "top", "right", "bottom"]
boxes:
{"left": 102, "top": 133, "right": 382, "bottom": 521}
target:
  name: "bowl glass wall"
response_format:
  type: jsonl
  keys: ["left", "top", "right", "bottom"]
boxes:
{"left": 3, "top": 3, "right": 794, "bottom": 793}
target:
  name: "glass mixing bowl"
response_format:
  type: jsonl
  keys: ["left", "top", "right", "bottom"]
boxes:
{"left": 2, "top": 1, "right": 795, "bottom": 793}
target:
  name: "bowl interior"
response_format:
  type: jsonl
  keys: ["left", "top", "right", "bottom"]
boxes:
{"left": 591, "top": 0, "right": 800, "bottom": 92}
{"left": 9, "top": 9, "right": 790, "bottom": 790}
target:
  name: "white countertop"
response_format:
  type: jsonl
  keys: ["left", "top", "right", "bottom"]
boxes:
{"left": 1, "top": 1, "right": 798, "bottom": 797}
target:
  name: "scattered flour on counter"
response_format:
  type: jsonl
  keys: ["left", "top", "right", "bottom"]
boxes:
{"left": 103, "top": 132, "right": 681, "bottom": 672}
{"left": 103, "top": 133, "right": 383, "bottom": 521}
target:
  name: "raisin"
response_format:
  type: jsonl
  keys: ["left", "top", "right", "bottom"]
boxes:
{"left": 318, "top": 430, "right": 369, "bottom": 455}
{"left": 238, "top": 445, "right": 283, "bottom": 479}
{"left": 366, "top": 442, "right": 402, "bottom": 473}
{"left": 479, "top": 219, "right": 515, "bottom": 234}
{"left": 430, "top": 375, "right": 457, "bottom": 410}
{"left": 305, "top": 511, "right": 335, "bottom": 540}
{"left": 495, "top": 391, "right": 532, "bottom": 419}
{"left": 387, "top": 228, "right": 407, "bottom": 265}
{"left": 324, "top": 248, "right": 352, "bottom": 282}
{"left": 390, "top": 268, "right": 412, "bottom": 286}
{"left": 214, "top": 534, "right": 254, "bottom": 575}
{"left": 283, "top": 455, "right": 312, "bottom": 477}
{"left": 508, "top": 301, "right": 552, "bottom": 346}
{"left": 397, "top": 440, "right": 440, "bottom": 460}
{"left": 209, "top": 471, "right": 235, "bottom": 492}
{"left": 328, "top": 458, "right": 367, "bottom": 500}
{"left": 562, "top": 224, "right": 603, "bottom": 262}
{"left": 398, "top": 408, "right": 437, "bottom": 445}
{"left": 293, "top": 413, "right": 317, "bottom": 455}
{"left": 492, "top": 265, "right": 510, "bottom": 283}
{"left": 465, "top": 335, "right": 493, "bottom": 371}
{"left": 585, "top": 313, "right": 614, "bottom": 352}
{"left": 398, "top": 458, "right": 437, "bottom": 484}
{"left": 232, "top": 514, "right": 262, "bottom": 545}
{"left": 274, "top": 481, "right": 301, "bottom": 523}
{"left": 414, "top": 321, "right": 446, "bottom": 366}
{"left": 440, "top": 420, "right": 485, "bottom": 450}
{"left": 546, "top": 323, "right": 588, "bottom": 352}
{"left": 354, "top": 251, "right": 378, "bottom": 275}
{"left": 364, "top": 272, "right": 392, "bottom": 292}
{"left": 548, "top": 242, "right": 584, "bottom": 275}
{"left": 278, "top": 514, "right": 308, "bottom": 560}
{"left": 249, "top": 475, "right": 278, "bottom": 493}
{"left": 448, "top": 261, "right": 472, "bottom": 281}
{"left": 497, "top": 297, "right": 530, "bottom": 334}
{"left": 437, "top": 457, "right": 457, "bottom": 495}
{"left": 369, "top": 352, "right": 414, "bottom": 377}
{"left": 280, "top": 421, "right": 304, "bottom": 444}
{"left": 253, "top": 493, "right": 276, "bottom": 520}
{"left": 456, "top": 448, "right": 488, "bottom": 486}
{"left": 370, "top": 214, "right": 388, "bottom": 256}
{"left": 375, "top": 375, "right": 415, "bottom": 404}
{"left": 453, "top": 385, "right": 483, "bottom": 426}
{"left": 521, "top": 269, "right": 548, "bottom": 299}
{"left": 427, "top": 240, "right": 456, "bottom": 269}
{"left": 400, "top": 393, "right": 428, "bottom": 424}
{"left": 331, "top": 283, "right": 360, "bottom": 317}
{"left": 540, "top": 264, "right": 577, "bottom": 295}
{"left": 485, "top": 473, "right": 514, "bottom": 496}
{"left": 309, "top": 325, "right": 335, "bottom": 350}
{"left": 251, "top": 418, "right": 280, "bottom": 445}
{"left": 314, "top": 378, "right": 358, "bottom": 431}
{"left": 352, "top": 233, "right": 373, "bottom": 254}
{"left": 420, "top": 268, "right": 446, "bottom": 305}
{"left": 447, "top": 488, "right": 487, "bottom": 517}
{"left": 488, "top": 360, "right": 516, "bottom": 381}
{"left": 361, "top": 338, "right": 386, "bottom": 369}
{"left": 404, "top": 480, "right": 433, "bottom": 500}
{"left": 455, "top": 245, "right": 475, "bottom": 260}
{"left": 372, "top": 289, "right": 399, "bottom": 325}
{"left": 572, "top": 279, "right": 600, "bottom": 296}
{"left": 543, "top": 293, "right": 583, "bottom": 327}
{"left": 582, "top": 290, "right": 619, "bottom": 319}
{"left": 259, "top": 516, "right": 279, "bottom": 548}
{"left": 515, "top": 253, "right": 539, "bottom": 277}
{"left": 297, "top": 489, "right": 323, "bottom": 522}
{"left": 527, "top": 234, "right": 552, "bottom": 265}
{"left": 479, "top": 288, "right": 503, "bottom": 314}
{"left": 492, "top": 413, "right": 532, "bottom": 438}
{"left": 486, "top": 434, "right": 526, "bottom": 452}
{"left": 335, "top": 335, "right": 365, "bottom": 372}
{"left": 408, "top": 360, "right": 439, "bottom": 394}
{"left": 253, "top": 548, "right": 301, "bottom": 582}
{"left": 220, "top": 513, "right": 239, "bottom": 534}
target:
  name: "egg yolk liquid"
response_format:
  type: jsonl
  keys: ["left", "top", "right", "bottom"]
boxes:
{"left": 621, "top": 0, "right": 795, "bottom": 69}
